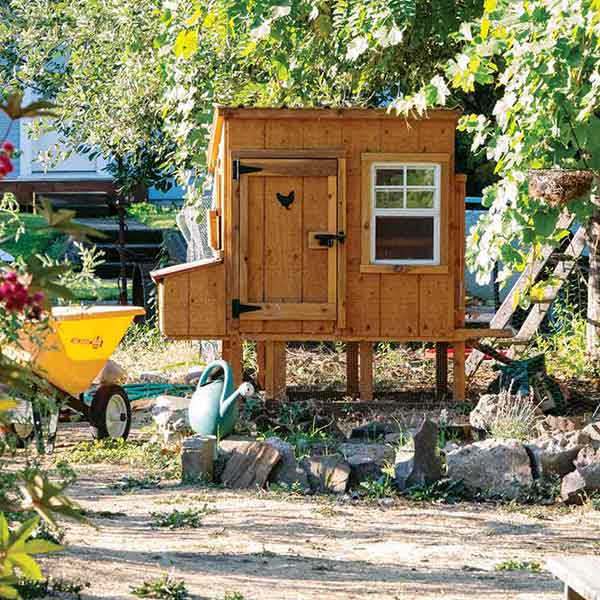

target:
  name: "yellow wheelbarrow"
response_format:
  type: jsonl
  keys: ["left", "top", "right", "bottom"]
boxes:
{"left": 6, "top": 305, "right": 144, "bottom": 449}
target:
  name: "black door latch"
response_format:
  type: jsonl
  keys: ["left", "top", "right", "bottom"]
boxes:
{"left": 314, "top": 232, "right": 346, "bottom": 247}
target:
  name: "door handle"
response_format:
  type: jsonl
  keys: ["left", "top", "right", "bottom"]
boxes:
{"left": 314, "top": 232, "right": 346, "bottom": 247}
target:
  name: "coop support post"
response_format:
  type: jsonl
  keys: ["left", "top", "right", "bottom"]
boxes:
{"left": 453, "top": 341, "right": 466, "bottom": 402}
{"left": 265, "top": 341, "right": 286, "bottom": 400}
{"left": 256, "top": 342, "right": 266, "bottom": 390}
{"left": 222, "top": 337, "right": 243, "bottom": 387}
{"left": 359, "top": 342, "right": 373, "bottom": 401}
{"left": 435, "top": 342, "right": 449, "bottom": 400}
{"left": 346, "top": 342, "right": 359, "bottom": 397}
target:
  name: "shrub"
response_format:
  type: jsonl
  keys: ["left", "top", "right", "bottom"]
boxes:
{"left": 487, "top": 389, "right": 540, "bottom": 441}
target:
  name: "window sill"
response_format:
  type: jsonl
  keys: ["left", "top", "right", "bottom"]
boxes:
{"left": 359, "top": 264, "right": 448, "bottom": 275}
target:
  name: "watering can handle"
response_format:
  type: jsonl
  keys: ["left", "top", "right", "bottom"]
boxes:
{"left": 197, "top": 359, "right": 231, "bottom": 388}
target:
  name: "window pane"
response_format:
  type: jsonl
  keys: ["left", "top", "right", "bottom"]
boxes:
{"left": 375, "top": 216, "right": 434, "bottom": 261}
{"left": 376, "top": 168, "right": 404, "bottom": 186}
{"left": 375, "top": 190, "right": 404, "bottom": 209}
{"left": 406, "top": 190, "right": 434, "bottom": 209}
{"left": 406, "top": 167, "right": 435, "bottom": 186}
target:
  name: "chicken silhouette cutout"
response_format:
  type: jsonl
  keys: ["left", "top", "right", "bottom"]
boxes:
{"left": 276, "top": 190, "right": 295, "bottom": 209}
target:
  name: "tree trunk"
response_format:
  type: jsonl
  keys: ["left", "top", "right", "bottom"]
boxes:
{"left": 587, "top": 191, "right": 600, "bottom": 354}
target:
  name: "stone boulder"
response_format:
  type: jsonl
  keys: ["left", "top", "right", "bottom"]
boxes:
{"left": 350, "top": 421, "right": 397, "bottom": 440}
{"left": 300, "top": 454, "right": 350, "bottom": 493}
{"left": 337, "top": 442, "right": 390, "bottom": 487}
{"left": 469, "top": 394, "right": 498, "bottom": 432}
{"left": 582, "top": 422, "right": 600, "bottom": 449}
{"left": 394, "top": 450, "right": 415, "bottom": 490}
{"left": 265, "top": 437, "right": 309, "bottom": 490}
{"left": 338, "top": 442, "right": 393, "bottom": 465}
{"left": 405, "top": 418, "right": 443, "bottom": 487}
{"left": 446, "top": 439, "right": 532, "bottom": 498}
{"left": 561, "top": 446, "right": 600, "bottom": 505}
{"left": 526, "top": 430, "right": 590, "bottom": 479}
{"left": 220, "top": 441, "right": 281, "bottom": 489}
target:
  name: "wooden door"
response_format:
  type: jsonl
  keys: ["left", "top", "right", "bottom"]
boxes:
{"left": 238, "top": 158, "right": 340, "bottom": 326}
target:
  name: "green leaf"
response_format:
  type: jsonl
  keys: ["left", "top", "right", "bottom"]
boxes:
{"left": 174, "top": 29, "right": 198, "bottom": 59}
{"left": 532, "top": 210, "right": 559, "bottom": 237}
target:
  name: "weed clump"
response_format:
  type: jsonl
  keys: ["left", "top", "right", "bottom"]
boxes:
{"left": 15, "top": 577, "right": 90, "bottom": 599}
{"left": 495, "top": 559, "right": 541, "bottom": 572}
{"left": 150, "top": 506, "right": 215, "bottom": 529}
{"left": 69, "top": 439, "right": 180, "bottom": 478}
{"left": 131, "top": 574, "right": 189, "bottom": 599}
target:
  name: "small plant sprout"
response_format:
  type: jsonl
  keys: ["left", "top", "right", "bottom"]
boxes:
{"left": 150, "top": 506, "right": 215, "bottom": 529}
{"left": 495, "top": 560, "right": 542, "bottom": 572}
{"left": 130, "top": 574, "right": 189, "bottom": 599}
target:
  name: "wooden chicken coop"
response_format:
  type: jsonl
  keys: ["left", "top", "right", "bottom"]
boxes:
{"left": 151, "top": 107, "right": 509, "bottom": 401}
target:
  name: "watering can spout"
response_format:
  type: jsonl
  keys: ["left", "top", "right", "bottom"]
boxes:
{"left": 219, "top": 381, "right": 255, "bottom": 419}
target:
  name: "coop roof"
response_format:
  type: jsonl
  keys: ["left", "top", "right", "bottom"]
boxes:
{"left": 206, "top": 106, "right": 462, "bottom": 172}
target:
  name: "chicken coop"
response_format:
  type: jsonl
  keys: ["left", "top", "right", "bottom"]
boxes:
{"left": 151, "top": 107, "right": 509, "bottom": 401}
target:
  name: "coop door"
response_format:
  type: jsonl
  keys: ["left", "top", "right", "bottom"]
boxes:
{"left": 237, "top": 158, "right": 340, "bottom": 323}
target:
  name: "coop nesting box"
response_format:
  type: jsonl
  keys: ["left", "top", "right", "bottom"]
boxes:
{"left": 152, "top": 107, "right": 509, "bottom": 400}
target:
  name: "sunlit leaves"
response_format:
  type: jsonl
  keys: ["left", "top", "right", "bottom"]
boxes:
{"left": 174, "top": 29, "right": 198, "bottom": 59}
{"left": 0, "top": 513, "right": 62, "bottom": 598}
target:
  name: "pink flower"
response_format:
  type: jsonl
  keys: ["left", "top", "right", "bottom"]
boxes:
{"left": 1, "top": 141, "right": 15, "bottom": 155}
{"left": 0, "top": 154, "right": 14, "bottom": 174}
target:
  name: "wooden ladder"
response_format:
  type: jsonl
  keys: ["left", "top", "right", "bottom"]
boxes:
{"left": 466, "top": 216, "right": 585, "bottom": 379}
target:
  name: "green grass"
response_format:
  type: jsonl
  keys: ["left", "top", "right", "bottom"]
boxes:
{"left": 68, "top": 438, "right": 180, "bottom": 478}
{"left": 127, "top": 202, "right": 178, "bottom": 229}
{"left": 70, "top": 279, "right": 125, "bottom": 302}
{"left": 1, "top": 213, "right": 65, "bottom": 259}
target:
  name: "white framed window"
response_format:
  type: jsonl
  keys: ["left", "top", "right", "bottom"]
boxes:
{"left": 370, "top": 162, "right": 441, "bottom": 265}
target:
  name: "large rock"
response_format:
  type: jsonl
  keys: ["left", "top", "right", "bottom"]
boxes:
{"left": 582, "top": 422, "right": 600, "bottom": 449}
{"left": 338, "top": 442, "right": 393, "bottom": 465}
{"left": 394, "top": 450, "right": 415, "bottom": 490}
{"left": 561, "top": 447, "right": 600, "bottom": 504}
{"left": 469, "top": 394, "right": 498, "bottom": 431}
{"left": 220, "top": 442, "right": 281, "bottom": 489}
{"left": 265, "top": 437, "right": 309, "bottom": 490}
{"left": 347, "top": 456, "right": 382, "bottom": 487}
{"left": 300, "top": 454, "right": 350, "bottom": 493}
{"left": 406, "top": 418, "right": 443, "bottom": 487}
{"left": 350, "top": 421, "right": 397, "bottom": 440}
{"left": 526, "top": 430, "right": 590, "bottom": 479}
{"left": 446, "top": 439, "right": 533, "bottom": 498}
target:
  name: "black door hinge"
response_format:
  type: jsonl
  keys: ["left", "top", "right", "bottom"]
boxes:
{"left": 232, "top": 159, "right": 263, "bottom": 181}
{"left": 314, "top": 232, "right": 346, "bottom": 247}
{"left": 232, "top": 299, "right": 262, "bottom": 318}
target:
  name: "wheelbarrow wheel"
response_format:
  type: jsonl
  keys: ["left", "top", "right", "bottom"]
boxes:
{"left": 90, "top": 385, "right": 131, "bottom": 440}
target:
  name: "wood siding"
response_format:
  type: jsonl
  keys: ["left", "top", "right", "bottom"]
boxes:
{"left": 159, "top": 109, "right": 466, "bottom": 342}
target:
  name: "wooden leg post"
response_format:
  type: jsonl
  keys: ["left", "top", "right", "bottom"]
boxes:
{"left": 222, "top": 337, "right": 243, "bottom": 387}
{"left": 435, "top": 342, "right": 449, "bottom": 400}
{"left": 256, "top": 342, "right": 266, "bottom": 390}
{"left": 453, "top": 341, "right": 466, "bottom": 402}
{"left": 359, "top": 342, "right": 373, "bottom": 401}
{"left": 346, "top": 342, "right": 359, "bottom": 398}
{"left": 265, "top": 342, "right": 286, "bottom": 400}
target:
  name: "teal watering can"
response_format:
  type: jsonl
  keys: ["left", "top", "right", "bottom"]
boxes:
{"left": 188, "top": 360, "right": 254, "bottom": 438}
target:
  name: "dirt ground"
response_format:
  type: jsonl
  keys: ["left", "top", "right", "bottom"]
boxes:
{"left": 36, "top": 423, "right": 600, "bottom": 600}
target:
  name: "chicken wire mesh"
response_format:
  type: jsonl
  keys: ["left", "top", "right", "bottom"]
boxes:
{"left": 175, "top": 188, "right": 221, "bottom": 362}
